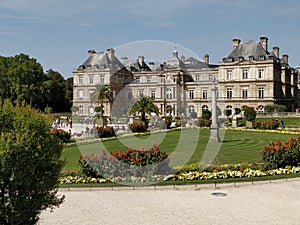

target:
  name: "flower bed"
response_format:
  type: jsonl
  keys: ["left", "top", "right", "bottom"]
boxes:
{"left": 59, "top": 165, "right": 300, "bottom": 184}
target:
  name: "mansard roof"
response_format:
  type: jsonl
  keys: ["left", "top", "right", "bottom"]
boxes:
{"left": 184, "top": 57, "right": 209, "bottom": 69}
{"left": 78, "top": 49, "right": 124, "bottom": 71}
{"left": 226, "top": 40, "right": 269, "bottom": 61}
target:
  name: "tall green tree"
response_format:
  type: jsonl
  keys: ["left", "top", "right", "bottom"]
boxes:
{"left": 64, "top": 77, "right": 73, "bottom": 111}
{"left": 0, "top": 100, "right": 65, "bottom": 224}
{"left": 91, "top": 85, "right": 113, "bottom": 118}
{"left": 6, "top": 54, "right": 45, "bottom": 108}
{"left": 129, "top": 96, "right": 159, "bottom": 127}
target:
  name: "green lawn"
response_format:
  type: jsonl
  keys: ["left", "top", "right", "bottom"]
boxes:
{"left": 62, "top": 128, "right": 299, "bottom": 171}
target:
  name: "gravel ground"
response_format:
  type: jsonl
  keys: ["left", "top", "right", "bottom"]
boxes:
{"left": 39, "top": 178, "right": 300, "bottom": 225}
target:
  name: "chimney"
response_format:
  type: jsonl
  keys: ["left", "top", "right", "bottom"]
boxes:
{"left": 138, "top": 56, "right": 145, "bottom": 65}
{"left": 260, "top": 36, "right": 268, "bottom": 52}
{"left": 282, "top": 54, "right": 289, "bottom": 64}
{"left": 204, "top": 54, "right": 209, "bottom": 64}
{"left": 232, "top": 38, "right": 241, "bottom": 49}
{"left": 107, "top": 48, "right": 115, "bottom": 61}
{"left": 273, "top": 46, "right": 279, "bottom": 58}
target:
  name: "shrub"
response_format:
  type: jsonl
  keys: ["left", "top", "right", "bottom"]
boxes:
{"left": 189, "top": 111, "right": 198, "bottom": 119}
{"left": 0, "top": 100, "right": 64, "bottom": 224}
{"left": 244, "top": 107, "right": 256, "bottom": 122}
{"left": 253, "top": 119, "right": 280, "bottom": 130}
{"left": 78, "top": 144, "right": 174, "bottom": 179}
{"left": 195, "top": 118, "right": 211, "bottom": 127}
{"left": 93, "top": 126, "right": 115, "bottom": 138}
{"left": 201, "top": 110, "right": 212, "bottom": 119}
{"left": 129, "top": 122, "right": 147, "bottom": 132}
{"left": 50, "top": 128, "right": 72, "bottom": 143}
{"left": 262, "top": 136, "right": 300, "bottom": 169}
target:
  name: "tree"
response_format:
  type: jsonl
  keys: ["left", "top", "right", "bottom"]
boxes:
{"left": 64, "top": 77, "right": 73, "bottom": 111}
{"left": 0, "top": 100, "right": 65, "bottom": 224}
{"left": 91, "top": 85, "right": 113, "bottom": 118}
{"left": 244, "top": 107, "right": 256, "bottom": 122}
{"left": 129, "top": 96, "right": 159, "bottom": 128}
{"left": 223, "top": 109, "right": 232, "bottom": 117}
{"left": 6, "top": 54, "right": 46, "bottom": 108}
{"left": 201, "top": 109, "right": 211, "bottom": 119}
{"left": 190, "top": 111, "right": 198, "bottom": 119}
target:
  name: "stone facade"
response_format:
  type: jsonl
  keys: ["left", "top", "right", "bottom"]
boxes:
{"left": 72, "top": 36, "right": 299, "bottom": 118}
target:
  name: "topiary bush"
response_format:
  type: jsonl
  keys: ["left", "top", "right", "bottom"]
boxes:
{"left": 262, "top": 136, "right": 300, "bottom": 169}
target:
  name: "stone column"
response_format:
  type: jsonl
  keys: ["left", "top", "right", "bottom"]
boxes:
{"left": 209, "top": 76, "right": 220, "bottom": 142}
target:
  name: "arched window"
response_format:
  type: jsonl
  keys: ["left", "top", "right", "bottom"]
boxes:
{"left": 202, "top": 105, "right": 209, "bottom": 111}
{"left": 188, "top": 105, "right": 195, "bottom": 113}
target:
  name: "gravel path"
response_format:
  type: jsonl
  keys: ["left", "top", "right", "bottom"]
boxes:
{"left": 39, "top": 178, "right": 300, "bottom": 225}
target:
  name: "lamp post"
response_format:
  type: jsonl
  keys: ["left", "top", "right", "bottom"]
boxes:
{"left": 209, "top": 74, "right": 220, "bottom": 142}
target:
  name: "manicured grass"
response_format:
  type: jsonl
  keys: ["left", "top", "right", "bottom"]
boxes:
{"left": 61, "top": 128, "right": 299, "bottom": 171}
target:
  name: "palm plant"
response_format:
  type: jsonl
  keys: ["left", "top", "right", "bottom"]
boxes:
{"left": 91, "top": 85, "right": 113, "bottom": 118}
{"left": 129, "top": 96, "right": 159, "bottom": 127}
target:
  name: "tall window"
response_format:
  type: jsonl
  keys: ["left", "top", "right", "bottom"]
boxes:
{"left": 79, "top": 76, "right": 83, "bottom": 84}
{"left": 189, "top": 89, "right": 194, "bottom": 99}
{"left": 242, "top": 69, "right": 248, "bottom": 79}
{"left": 258, "top": 87, "right": 264, "bottom": 98}
{"left": 100, "top": 75, "right": 105, "bottom": 84}
{"left": 89, "top": 76, "right": 94, "bottom": 84}
{"left": 226, "top": 70, "right": 232, "bottom": 80}
{"left": 147, "top": 76, "right": 151, "bottom": 83}
{"left": 89, "top": 106, "right": 94, "bottom": 114}
{"left": 151, "top": 90, "right": 156, "bottom": 99}
{"left": 227, "top": 88, "right": 232, "bottom": 99}
{"left": 79, "top": 105, "right": 83, "bottom": 114}
{"left": 202, "top": 89, "right": 208, "bottom": 99}
{"left": 138, "top": 90, "right": 144, "bottom": 97}
{"left": 258, "top": 69, "right": 264, "bottom": 79}
{"left": 166, "top": 88, "right": 173, "bottom": 99}
{"left": 242, "top": 88, "right": 248, "bottom": 98}
{"left": 195, "top": 74, "right": 200, "bottom": 81}
{"left": 136, "top": 77, "right": 140, "bottom": 83}
{"left": 78, "top": 90, "right": 83, "bottom": 98}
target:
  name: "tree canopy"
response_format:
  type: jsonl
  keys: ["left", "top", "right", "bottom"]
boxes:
{"left": 91, "top": 85, "right": 113, "bottom": 117}
{"left": 0, "top": 54, "right": 73, "bottom": 112}
{"left": 129, "top": 96, "right": 159, "bottom": 126}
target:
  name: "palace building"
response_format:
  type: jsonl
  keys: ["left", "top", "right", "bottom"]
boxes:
{"left": 72, "top": 36, "right": 299, "bottom": 118}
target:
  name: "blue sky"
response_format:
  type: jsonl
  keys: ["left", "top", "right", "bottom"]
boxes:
{"left": 1, "top": 0, "right": 300, "bottom": 78}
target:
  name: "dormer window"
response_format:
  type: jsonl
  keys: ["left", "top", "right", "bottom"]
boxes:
{"left": 226, "top": 57, "right": 234, "bottom": 62}
{"left": 249, "top": 56, "right": 255, "bottom": 61}
{"left": 238, "top": 56, "right": 244, "bottom": 62}
{"left": 258, "top": 55, "right": 266, "bottom": 61}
